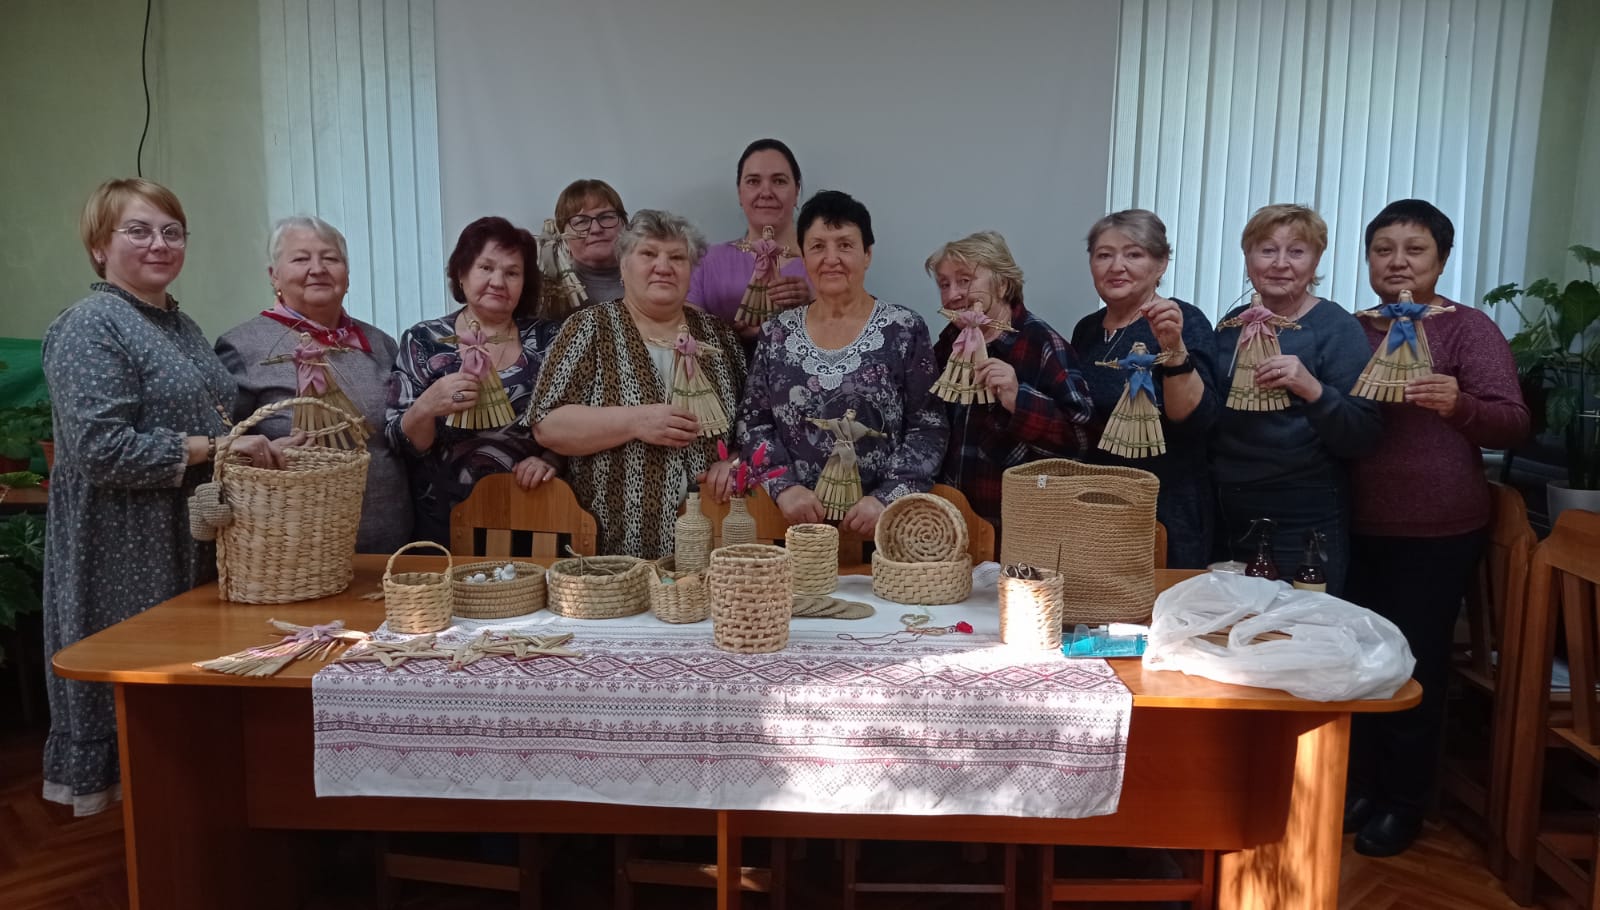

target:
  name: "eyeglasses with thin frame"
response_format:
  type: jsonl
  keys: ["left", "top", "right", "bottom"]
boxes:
{"left": 565, "top": 211, "right": 621, "bottom": 234}
{"left": 114, "top": 223, "right": 190, "bottom": 249}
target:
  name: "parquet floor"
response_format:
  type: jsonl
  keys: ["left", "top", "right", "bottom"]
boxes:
{"left": 0, "top": 727, "right": 1553, "bottom": 909}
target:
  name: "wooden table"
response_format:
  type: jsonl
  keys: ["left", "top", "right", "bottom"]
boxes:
{"left": 54, "top": 556, "right": 1419, "bottom": 910}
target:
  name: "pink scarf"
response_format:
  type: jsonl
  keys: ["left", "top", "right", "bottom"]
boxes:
{"left": 262, "top": 302, "right": 371, "bottom": 352}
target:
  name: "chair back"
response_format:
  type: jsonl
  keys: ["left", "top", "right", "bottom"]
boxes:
{"left": 1538, "top": 509, "right": 1600, "bottom": 742}
{"left": 448, "top": 474, "right": 599, "bottom": 558}
{"left": 1467, "top": 482, "right": 1538, "bottom": 678}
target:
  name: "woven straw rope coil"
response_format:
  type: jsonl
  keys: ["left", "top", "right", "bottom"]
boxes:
{"left": 871, "top": 551, "right": 973, "bottom": 605}
{"left": 875, "top": 493, "right": 968, "bottom": 564}
{"left": 451, "top": 561, "right": 546, "bottom": 620}
{"left": 999, "top": 569, "right": 1065, "bottom": 652}
{"left": 384, "top": 540, "right": 454, "bottom": 633}
{"left": 547, "top": 555, "right": 651, "bottom": 619}
{"left": 652, "top": 556, "right": 710, "bottom": 624}
{"left": 785, "top": 523, "right": 839, "bottom": 595}
{"left": 1000, "top": 459, "right": 1158, "bottom": 624}
{"left": 216, "top": 396, "right": 369, "bottom": 603}
{"left": 708, "top": 544, "right": 792, "bottom": 653}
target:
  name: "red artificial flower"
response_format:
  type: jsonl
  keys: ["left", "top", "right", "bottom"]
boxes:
{"left": 717, "top": 439, "right": 730, "bottom": 462}
{"left": 954, "top": 621, "right": 974, "bottom": 634}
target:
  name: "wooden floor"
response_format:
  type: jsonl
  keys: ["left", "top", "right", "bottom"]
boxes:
{"left": 0, "top": 727, "right": 1551, "bottom": 909}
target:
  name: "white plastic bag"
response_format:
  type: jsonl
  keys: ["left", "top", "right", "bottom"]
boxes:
{"left": 1141, "top": 572, "right": 1416, "bottom": 701}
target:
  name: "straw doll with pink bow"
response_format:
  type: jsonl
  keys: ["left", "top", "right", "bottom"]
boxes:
{"left": 931, "top": 297, "right": 1016, "bottom": 405}
{"left": 537, "top": 217, "right": 590, "bottom": 320}
{"left": 441, "top": 319, "right": 519, "bottom": 429}
{"left": 665, "top": 323, "right": 730, "bottom": 437}
{"left": 1216, "top": 293, "right": 1303, "bottom": 410}
{"left": 735, "top": 225, "right": 784, "bottom": 326}
{"left": 253, "top": 333, "right": 372, "bottom": 449}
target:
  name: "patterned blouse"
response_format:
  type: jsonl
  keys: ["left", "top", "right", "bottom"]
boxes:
{"left": 384, "top": 308, "right": 560, "bottom": 543}
{"left": 737, "top": 300, "right": 948, "bottom": 504}
{"left": 531, "top": 301, "right": 746, "bottom": 558}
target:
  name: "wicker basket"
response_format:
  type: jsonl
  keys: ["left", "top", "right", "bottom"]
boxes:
{"left": 786, "top": 523, "right": 839, "bottom": 595}
{"left": 1001, "top": 459, "right": 1159, "bottom": 624}
{"left": 547, "top": 555, "right": 651, "bottom": 619}
{"left": 871, "top": 551, "right": 973, "bottom": 605}
{"left": 875, "top": 493, "right": 969, "bottom": 564}
{"left": 384, "top": 540, "right": 454, "bottom": 633}
{"left": 721, "top": 497, "right": 757, "bottom": 546}
{"left": 215, "top": 396, "right": 370, "bottom": 603}
{"left": 451, "top": 561, "right": 546, "bottom": 620}
{"left": 651, "top": 556, "right": 710, "bottom": 624}
{"left": 999, "top": 569, "right": 1065, "bottom": 652}
{"left": 708, "top": 544, "right": 792, "bottom": 653}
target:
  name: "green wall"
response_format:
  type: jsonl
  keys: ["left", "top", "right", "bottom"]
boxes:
{"left": 1, "top": 0, "right": 268, "bottom": 342}
{"left": 1517, "top": 0, "right": 1599, "bottom": 286}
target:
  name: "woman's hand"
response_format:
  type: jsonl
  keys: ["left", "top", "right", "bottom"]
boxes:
{"left": 634, "top": 404, "right": 701, "bottom": 448}
{"left": 975, "top": 359, "right": 1020, "bottom": 412}
{"left": 1254, "top": 354, "right": 1322, "bottom": 403}
{"left": 226, "top": 432, "right": 303, "bottom": 469}
{"left": 841, "top": 495, "right": 885, "bottom": 537}
{"left": 1405, "top": 374, "right": 1460, "bottom": 417}
{"left": 698, "top": 459, "right": 739, "bottom": 503}
{"left": 512, "top": 455, "right": 558, "bottom": 490}
{"left": 418, "top": 372, "right": 481, "bottom": 420}
{"left": 767, "top": 276, "right": 811, "bottom": 310}
{"left": 1141, "top": 298, "right": 1186, "bottom": 352}
{"left": 776, "top": 485, "right": 826, "bottom": 525}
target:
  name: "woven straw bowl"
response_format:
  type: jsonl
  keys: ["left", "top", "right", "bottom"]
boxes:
{"left": 652, "top": 556, "right": 711, "bottom": 624}
{"left": 384, "top": 540, "right": 454, "bottom": 634}
{"left": 546, "top": 555, "right": 651, "bottom": 619}
{"left": 871, "top": 551, "right": 973, "bottom": 605}
{"left": 708, "top": 544, "right": 792, "bottom": 653}
{"left": 999, "top": 569, "right": 1065, "bottom": 652}
{"left": 785, "top": 523, "right": 839, "bottom": 595}
{"left": 875, "top": 493, "right": 969, "bottom": 564}
{"left": 450, "top": 561, "right": 546, "bottom": 620}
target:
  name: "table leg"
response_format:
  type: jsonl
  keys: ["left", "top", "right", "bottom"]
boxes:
{"left": 1216, "top": 712, "right": 1350, "bottom": 910}
{"left": 718, "top": 811, "right": 742, "bottom": 910}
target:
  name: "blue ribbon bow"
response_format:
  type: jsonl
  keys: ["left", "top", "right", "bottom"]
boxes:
{"left": 1122, "top": 352, "right": 1160, "bottom": 400}
{"left": 1379, "top": 301, "right": 1431, "bottom": 353}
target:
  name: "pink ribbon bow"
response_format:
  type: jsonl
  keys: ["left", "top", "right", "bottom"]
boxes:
{"left": 951, "top": 309, "right": 992, "bottom": 358}
{"left": 1236, "top": 304, "right": 1281, "bottom": 345}
{"left": 675, "top": 332, "right": 699, "bottom": 378}
{"left": 292, "top": 338, "right": 329, "bottom": 395}
{"left": 456, "top": 326, "right": 492, "bottom": 380}
{"left": 750, "top": 238, "right": 780, "bottom": 283}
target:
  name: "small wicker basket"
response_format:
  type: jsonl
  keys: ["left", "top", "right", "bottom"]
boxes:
{"left": 708, "top": 544, "right": 792, "bottom": 653}
{"left": 785, "top": 523, "right": 839, "bottom": 595}
{"left": 384, "top": 540, "right": 454, "bottom": 634}
{"left": 871, "top": 551, "right": 973, "bottom": 605}
{"left": 875, "top": 493, "right": 969, "bottom": 564}
{"left": 999, "top": 568, "right": 1065, "bottom": 652}
{"left": 651, "top": 556, "right": 710, "bottom": 624}
{"left": 547, "top": 554, "right": 651, "bottom": 619}
{"left": 451, "top": 561, "right": 546, "bottom": 620}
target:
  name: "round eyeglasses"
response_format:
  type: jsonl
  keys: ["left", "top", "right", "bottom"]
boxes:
{"left": 115, "top": 223, "right": 190, "bottom": 249}
{"left": 566, "top": 211, "right": 621, "bottom": 234}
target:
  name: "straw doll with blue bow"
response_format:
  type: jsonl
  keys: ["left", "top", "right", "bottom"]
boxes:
{"left": 1094, "top": 341, "right": 1182, "bottom": 458}
{"left": 1351, "top": 289, "right": 1456, "bottom": 402}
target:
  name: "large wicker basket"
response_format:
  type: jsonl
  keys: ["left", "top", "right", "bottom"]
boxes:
{"left": 651, "top": 556, "right": 710, "bottom": 624}
{"left": 875, "top": 493, "right": 969, "bottom": 564}
{"left": 451, "top": 561, "right": 546, "bottom": 620}
{"left": 215, "top": 397, "right": 370, "bottom": 603}
{"left": 547, "top": 555, "right": 651, "bottom": 619}
{"left": 1001, "top": 459, "right": 1159, "bottom": 624}
{"left": 384, "top": 540, "right": 453, "bottom": 634}
{"left": 708, "top": 544, "right": 792, "bottom": 653}
{"left": 871, "top": 551, "right": 973, "bottom": 605}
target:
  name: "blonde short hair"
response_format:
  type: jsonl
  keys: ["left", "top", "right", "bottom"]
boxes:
{"left": 924, "top": 230, "right": 1025, "bottom": 305}
{"left": 555, "top": 179, "right": 628, "bottom": 231}
{"left": 1240, "top": 203, "right": 1328, "bottom": 257}
{"left": 80, "top": 178, "right": 188, "bottom": 278}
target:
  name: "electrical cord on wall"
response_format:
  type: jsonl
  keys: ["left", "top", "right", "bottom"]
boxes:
{"left": 136, "top": 0, "right": 153, "bottom": 176}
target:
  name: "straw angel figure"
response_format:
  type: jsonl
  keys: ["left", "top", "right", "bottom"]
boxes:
{"left": 1351, "top": 289, "right": 1457, "bottom": 402}
{"left": 260, "top": 332, "right": 371, "bottom": 449}
{"left": 735, "top": 225, "right": 783, "bottom": 326}
{"left": 932, "top": 294, "right": 1015, "bottom": 406}
{"left": 667, "top": 324, "right": 730, "bottom": 437}
{"left": 441, "top": 319, "right": 517, "bottom": 429}
{"left": 1094, "top": 342, "right": 1184, "bottom": 458}
{"left": 1217, "top": 293, "right": 1303, "bottom": 411}
{"left": 537, "top": 217, "right": 590, "bottom": 320}
{"left": 809, "top": 408, "right": 885, "bottom": 520}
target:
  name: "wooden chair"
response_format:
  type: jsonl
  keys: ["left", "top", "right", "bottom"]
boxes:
{"left": 448, "top": 475, "right": 598, "bottom": 558}
{"left": 1503, "top": 509, "right": 1600, "bottom": 905}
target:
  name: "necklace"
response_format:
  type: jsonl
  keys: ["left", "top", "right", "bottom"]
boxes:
{"left": 732, "top": 236, "right": 796, "bottom": 258}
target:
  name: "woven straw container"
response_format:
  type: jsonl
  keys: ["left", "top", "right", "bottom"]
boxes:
{"left": 674, "top": 490, "right": 713, "bottom": 572}
{"left": 651, "top": 556, "right": 710, "bottom": 624}
{"left": 999, "top": 568, "right": 1065, "bottom": 652}
{"left": 708, "top": 544, "right": 792, "bottom": 653}
{"left": 1001, "top": 459, "right": 1159, "bottom": 624}
{"left": 786, "top": 523, "right": 839, "bottom": 595}
{"left": 215, "top": 397, "right": 370, "bottom": 603}
{"left": 546, "top": 555, "right": 651, "bottom": 619}
{"left": 384, "top": 540, "right": 454, "bottom": 634}
{"left": 871, "top": 551, "right": 973, "bottom": 605}
{"left": 875, "top": 493, "right": 969, "bottom": 564}
{"left": 450, "top": 561, "right": 546, "bottom": 620}
{"left": 721, "top": 497, "right": 757, "bottom": 546}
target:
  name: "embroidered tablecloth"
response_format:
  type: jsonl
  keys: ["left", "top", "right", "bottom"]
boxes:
{"left": 313, "top": 567, "right": 1133, "bottom": 818}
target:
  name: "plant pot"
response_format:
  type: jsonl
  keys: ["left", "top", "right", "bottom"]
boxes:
{"left": 38, "top": 441, "right": 54, "bottom": 473}
{"left": 0, "top": 456, "right": 27, "bottom": 474}
{"left": 1548, "top": 482, "right": 1600, "bottom": 523}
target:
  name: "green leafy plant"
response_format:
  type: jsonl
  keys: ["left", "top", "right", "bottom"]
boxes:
{"left": 1485, "top": 244, "right": 1600, "bottom": 490}
{"left": 0, "top": 400, "right": 52, "bottom": 463}
{"left": 0, "top": 512, "right": 45, "bottom": 665}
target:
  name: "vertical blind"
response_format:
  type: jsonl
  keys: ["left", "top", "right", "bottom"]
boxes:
{"left": 259, "top": 0, "right": 444, "bottom": 336}
{"left": 1108, "top": 0, "right": 1552, "bottom": 326}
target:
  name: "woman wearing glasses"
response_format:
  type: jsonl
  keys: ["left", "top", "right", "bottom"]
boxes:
{"left": 553, "top": 179, "right": 628, "bottom": 308}
{"left": 40, "top": 178, "right": 295, "bottom": 816}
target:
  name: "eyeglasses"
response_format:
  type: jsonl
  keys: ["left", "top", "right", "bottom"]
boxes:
{"left": 114, "top": 223, "right": 190, "bottom": 248}
{"left": 566, "top": 211, "right": 621, "bottom": 234}
{"left": 1003, "top": 563, "right": 1041, "bottom": 580}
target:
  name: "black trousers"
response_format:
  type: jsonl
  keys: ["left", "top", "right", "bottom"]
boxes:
{"left": 1345, "top": 529, "right": 1487, "bottom": 817}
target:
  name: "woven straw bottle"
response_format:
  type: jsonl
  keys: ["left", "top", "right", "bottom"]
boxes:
{"left": 675, "top": 486, "right": 713, "bottom": 572}
{"left": 722, "top": 496, "right": 757, "bottom": 546}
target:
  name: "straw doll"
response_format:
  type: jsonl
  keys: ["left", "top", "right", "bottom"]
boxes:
{"left": 260, "top": 333, "right": 370, "bottom": 449}
{"left": 809, "top": 408, "right": 884, "bottom": 520}
{"left": 931, "top": 297, "right": 1015, "bottom": 405}
{"left": 1217, "top": 293, "right": 1302, "bottom": 411}
{"left": 537, "top": 217, "right": 589, "bottom": 319}
{"left": 735, "top": 225, "right": 782, "bottom": 326}
{"left": 442, "top": 319, "right": 517, "bottom": 429}
{"left": 667, "top": 324, "right": 729, "bottom": 437}
{"left": 1094, "top": 341, "right": 1181, "bottom": 458}
{"left": 1351, "top": 289, "right": 1457, "bottom": 402}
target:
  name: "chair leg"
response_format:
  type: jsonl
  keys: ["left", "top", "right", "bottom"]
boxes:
{"left": 374, "top": 833, "right": 398, "bottom": 910}
{"left": 842, "top": 839, "right": 860, "bottom": 910}
{"left": 613, "top": 835, "right": 634, "bottom": 910}
{"left": 517, "top": 834, "right": 541, "bottom": 910}
{"left": 1003, "top": 843, "right": 1019, "bottom": 910}
{"left": 1038, "top": 843, "right": 1055, "bottom": 910}
{"left": 770, "top": 837, "right": 788, "bottom": 910}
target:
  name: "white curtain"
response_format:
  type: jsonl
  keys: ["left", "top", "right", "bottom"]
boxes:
{"left": 259, "top": 0, "right": 444, "bottom": 337}
{"left": 1108, "top": 0, "right": 1552, "bottom": 326}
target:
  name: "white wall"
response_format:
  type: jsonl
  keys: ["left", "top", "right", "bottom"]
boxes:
{"left": 434, "top": 0, "right": 1119, "bottom": 331}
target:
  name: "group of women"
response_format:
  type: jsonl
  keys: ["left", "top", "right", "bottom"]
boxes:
{"left": 41, "top": 138, "right": 1529, "bottom": 860}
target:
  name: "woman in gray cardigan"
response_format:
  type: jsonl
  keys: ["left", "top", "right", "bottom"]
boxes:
{"left": 215, "top": 215, "right": 412, "bottom": 551}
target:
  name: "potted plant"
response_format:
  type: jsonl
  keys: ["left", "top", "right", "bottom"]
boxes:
{"left": 0, "top": 401, "right": 52, "bottom": 474}
{"left": 0, "top": 476, "right": 46, "bottom": 667}
{"left": 1485, "top": 244, "right": 1600, "bottom": 517}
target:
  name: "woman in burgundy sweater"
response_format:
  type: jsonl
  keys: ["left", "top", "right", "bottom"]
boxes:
{"left": 1342, "top": 199, "right": 1530, "bottom": 857}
